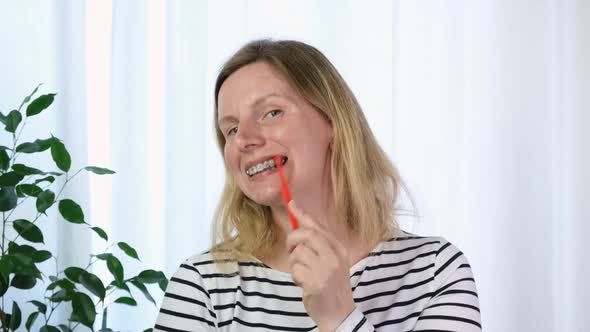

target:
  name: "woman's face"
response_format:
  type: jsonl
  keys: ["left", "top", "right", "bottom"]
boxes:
{"left": 217, "top": 62, "right": 333, "bottom": 207}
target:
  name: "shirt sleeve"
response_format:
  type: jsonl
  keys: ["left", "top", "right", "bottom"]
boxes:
{"left": 335, "top": 307, "right": 375, "bottom": 332}
{"left": 412, "top": 240, "right": 482, "bottom": 331}
{"left": 154, "top": 262, "right": 218, "bottom": 331}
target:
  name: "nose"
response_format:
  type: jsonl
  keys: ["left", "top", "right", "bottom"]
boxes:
{"left": 235, "top": 121, "right": 264, "bottom": 151}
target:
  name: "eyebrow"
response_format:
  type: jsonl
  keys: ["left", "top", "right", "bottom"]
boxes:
{"left": 218, "top": 93, "right": 286, "bottom": 127}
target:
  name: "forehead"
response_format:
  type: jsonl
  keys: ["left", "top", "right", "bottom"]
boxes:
{"left": 217, "top": 62, "right": 297, "bottom": 117}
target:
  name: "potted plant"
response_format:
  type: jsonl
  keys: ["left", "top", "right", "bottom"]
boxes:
{"left": 0, "top": 85, "right": 167, "bottom": 331}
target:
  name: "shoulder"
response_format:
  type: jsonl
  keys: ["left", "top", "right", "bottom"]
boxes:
{"left": 383, "top": 230, "right": 475, "bottom": 285}
{"left": 378, "top": 230, "right": 449, "bottom": 256}
{"left": 171, "top": 249, "right": 268, "bottom": 286}
{"left": 175, "top": 250, "right": 241, "bottom": 279}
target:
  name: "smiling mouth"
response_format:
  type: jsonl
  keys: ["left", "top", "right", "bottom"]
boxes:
{"left": 246, "top": 156, "right": 288, "bottom": 178}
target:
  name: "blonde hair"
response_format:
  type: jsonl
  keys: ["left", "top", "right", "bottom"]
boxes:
{"left": 211, "top": 39, "right": 409, "bottom": 263}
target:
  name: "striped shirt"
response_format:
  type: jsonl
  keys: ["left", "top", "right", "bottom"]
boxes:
{"left": 154, "top": 232, "right": 481, "bottom": 331}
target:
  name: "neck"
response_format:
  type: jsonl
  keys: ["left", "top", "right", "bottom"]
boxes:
{"left": 266, "top": 189, "right": 367, "bottom": 269}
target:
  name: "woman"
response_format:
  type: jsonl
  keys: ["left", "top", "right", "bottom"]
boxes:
{"left": 155, "top": 39, "right": 481, "bottom": 331}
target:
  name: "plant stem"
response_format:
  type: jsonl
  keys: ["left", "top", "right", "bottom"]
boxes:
{"left": 1, "top": 212, "right": 5, "bottom": 255}
{"left": 43, "top": 256, "right": 61, "bottom": 326}
{"left": 0, "top": 214, "right": 3, "bottom": 329}
{"left": 9, "top": 132, "right": 16, "bottom": 167}
{"left": 10, "top": 168, "right": 82, "bottom": 245}
{"left": 8, "top": 114, "right": 26, "bottom": 167}
{"left": 4, "top": 180, "right": 52, "bottom": 221}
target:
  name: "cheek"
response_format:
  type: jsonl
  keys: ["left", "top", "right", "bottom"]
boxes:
{"left": 265, "top": 123, "right": 291, "bottom": 144}
{"left": 224, "top": 145, "right": 239, "bottom": 172}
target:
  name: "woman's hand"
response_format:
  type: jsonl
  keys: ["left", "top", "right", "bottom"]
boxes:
{"left": 286, "top": 200, "right": 356, "bottom": 332}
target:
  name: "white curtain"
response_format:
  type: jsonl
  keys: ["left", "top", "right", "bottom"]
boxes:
{"left": 1, "top": 0, "right": 588, "bottom": 331}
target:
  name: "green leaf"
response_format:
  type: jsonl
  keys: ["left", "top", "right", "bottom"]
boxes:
{"left": 107, "top": 255, "right": 124, "bottom": 282}
{"left": 13, "top": 219, "right": 44, "bottom": 243}
{"left": 9, "top": 253, "right": 34, "bottom": 272}
{"left": 8, "top": 242, "right": 34, "bottom": 255}
{"left": 34, "top": 175, "right": 55, "bottom": 184}
{"left": 138, "top": 269, "right": 166, "bottom": 284}
{"left": 19, "top": 83, "right": 42, "bottom": 109}
{"left": 91, "top": 226, "right": 109, "bottom": 241}
{"left": 143, "top": 329, "right": 154, "bottom": 332}
{"left": 0, "top": 274, "right": 8, "bottom": 297}
{"left": 16, "top": 183, "right": 43, "bottom": 197}
{"left": 9, "top": 301, "right": 22, "bottom": 331}
{"left": 114, "top": 296, "right": 137, "bottom": 306}
{"left": 50, "top": 137, "right": 71, "bottom": 172}
{"left": 130, "top": 279, "right": 155, "bottom": 305}
{"left": 58, "top": 199, "right": 85, "bottom": 224}
{"left": 79, "top": 271, "right": 105, "bottom": 300}
{"left": 26, "top": 311, "right": 39, "bottom": 331}
{"left": 26, "top": 93, "right": 56, "bottom": 117}
{"left": 10, "top": 273, "right": 37, "bottom": 289}
{"left": 16, "top": 138, "right": 52, "bottom": 153}
{"left": 158, "top": 278, "right": 168, "bottom": 292}
{"left": 36, "top": 189, "right": 55, "bottom": 214}
{"left": 46, "top": 280, "right": 75, "bottom": 303}
{"left": 0, "top": 171, "right": 24, "bottom": 186}
{"left": 0, "top": 186, "right": 17, "bottom": 211}
{"left": 12, "top": 163, "right": 44, "bottom": 175}
{"left": 15, "top": 185, "right": 25, "bottom": 198}
{"left": 110, "top": 279, "right": 130, "bottom": 293}
{"left": 64, "top": 267, "right": 85, "bottom": 283}
{"left": 48, "top": 289, "right": 71, "bottom": 303}
{"left": 64, "top": 266, "right": 86, "bottom": 283}
{"left": 9, "top": 256, "right": 40, "bottom": 277}
{"left": 118, "top": 242, "right": 140, "bottom": 261}
{"left": 16, "top": 142, "right": 41, "bottom": 153}
{"left": 70, "top": 292, "right": 96, "bottom": 328}
{"left": 0, "top": 256, "right": 14, "bottom": 277}
{"left": 57, "top": 324, "right": 72, "bottom": 332}
{"left": 29, "top": 300, "right": 47, "bottom": 314}
{"left": 7, "top": 245, "right": 41, "bottom": 277}
{"left": 0, "top": 148, "right": 9, "bottom": 170}
{"left": 4, "top": 110, "right": 22, "bottom": 133}
{"left": 84, "top": 166, "right": 115, "bottom": 175}
{"left": 40, "top": 325, "right": 61, "bottom": 332}
{"left": 32, "top": 250, "right": 52, "bottom": 263}
{"left": 94, "top": 253, "right": 111, "bottom": 260}
{"left": 8, "top": 250, "right": 40, "bottom": 277}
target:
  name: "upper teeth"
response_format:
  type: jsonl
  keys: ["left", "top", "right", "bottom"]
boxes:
{"left": 246, "top": 159, "right": 276, "bottom": 176}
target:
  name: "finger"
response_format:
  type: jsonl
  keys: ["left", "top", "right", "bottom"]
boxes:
{"left": 286, "top": 228, "right": 335, "bottom": 259}
{"left": 291, "top": 261, "right": 310, "bottom": 287}
{"left": 288, "top": 243, "right": 319, "bottom": 270}
{"left": 286, "top": 228, "right": 319, "bottom": 254}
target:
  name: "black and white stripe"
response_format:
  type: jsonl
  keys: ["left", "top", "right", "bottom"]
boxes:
{"left": 155, "top": 232, "right": 481, "bottom": 331}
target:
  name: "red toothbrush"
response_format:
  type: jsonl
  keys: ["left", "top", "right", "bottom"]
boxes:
{"left": 274, "top": 156, "right": 299, "bottom": 230}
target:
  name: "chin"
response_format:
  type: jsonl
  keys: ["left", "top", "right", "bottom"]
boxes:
{"left": 244, "top": 190, "right": 282, "bottom": 208}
